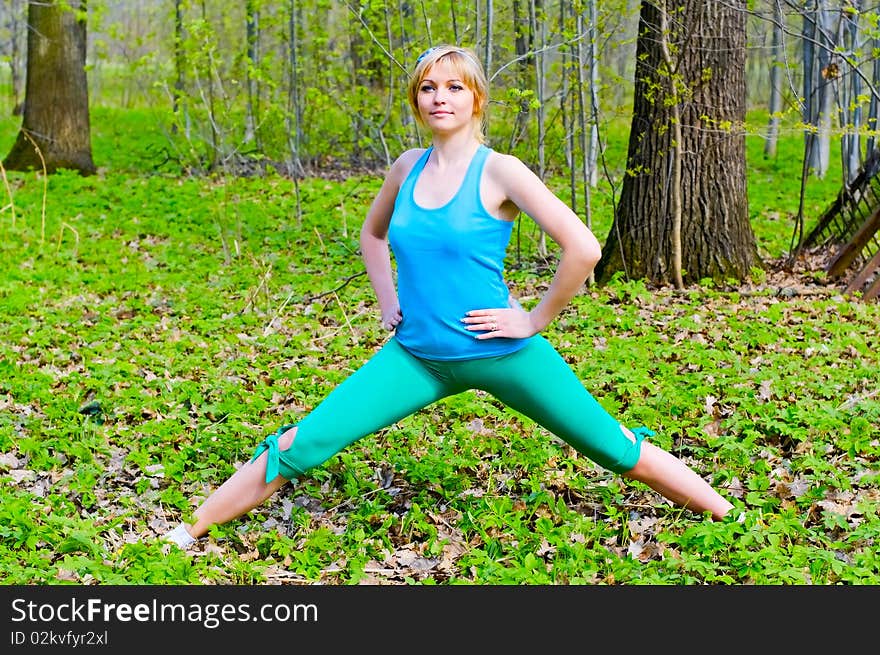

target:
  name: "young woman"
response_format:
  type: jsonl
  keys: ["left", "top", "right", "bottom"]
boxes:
{"left": 163, "top": 44, "right": 733, "bottom": 549}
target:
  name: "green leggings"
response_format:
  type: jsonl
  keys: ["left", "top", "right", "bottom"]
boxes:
{"left": 251, "top": 335, "right": 650, "bottom": 483}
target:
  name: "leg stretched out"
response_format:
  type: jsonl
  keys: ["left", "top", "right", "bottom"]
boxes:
{"left": 622, "top": 440, "right": 732, "bottom": 520}
{"left": 172, "top": 339, "right": 460, "bottom": 541}
{"left": 461, "top": 335, "right": 733, "bottom": 520}
{"left": 165, "top": 335, "right": 732, "bottom": 547}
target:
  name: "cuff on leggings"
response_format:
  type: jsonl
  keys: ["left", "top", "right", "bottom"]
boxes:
{"left": 616, "top": 425, "right": 654, "bottom": 472}
{"left": 250, "top": 423, "right": 304, "bottom": 484}
{"left": 630, "top": 426, "right": 655, "bottom": 442}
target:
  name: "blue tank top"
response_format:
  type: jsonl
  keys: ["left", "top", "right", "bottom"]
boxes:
{"left": 387, "top": 145, "right": 530, "bottom": 361}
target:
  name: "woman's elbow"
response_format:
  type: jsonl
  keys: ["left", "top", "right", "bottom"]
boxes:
{"left": 586, "top": 241, "right": 602, "bottom": 268}
{"left": 360, "top": 223, "right": 382, "bottom": 249}
{"left": 572, "top": 236, "right": 602, "bottom": 271}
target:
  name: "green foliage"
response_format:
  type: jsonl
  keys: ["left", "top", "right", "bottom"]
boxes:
{"left": 1, "top": 104, "right": 878, "bottom": 586}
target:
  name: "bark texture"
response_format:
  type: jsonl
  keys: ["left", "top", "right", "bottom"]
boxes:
{"left": 3, "top": 0, "right": 95, "bottom": 174}
{"left": 596, "top": 0, "right": 756, "bottom": 285}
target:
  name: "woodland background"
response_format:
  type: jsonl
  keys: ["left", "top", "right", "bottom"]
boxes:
{"left": 0, "top": 1, "right": 878, "bottom": 585}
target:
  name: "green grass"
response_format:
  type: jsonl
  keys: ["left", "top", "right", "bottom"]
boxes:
{"left": 0, "top": 106, "right": 877, "bottom": 585}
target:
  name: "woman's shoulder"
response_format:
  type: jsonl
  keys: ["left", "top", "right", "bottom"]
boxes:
{"left": 387, "top": 148, "right": 429, "bottom": 184}
{"left": 485, "top": 148, "right": 530, "bottom": 170}
{"left": 395, "top": 146, "right": 428, "bottom": 159}
{"left": 393, "top": 147, "right": 429, "bottom": 168}
{"left": 484, "top": 149, "right": 537, "bottom": 185}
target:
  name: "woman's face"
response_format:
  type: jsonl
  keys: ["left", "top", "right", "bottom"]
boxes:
{"left": 416, "top": 58, "right": 476, "bottom": 135}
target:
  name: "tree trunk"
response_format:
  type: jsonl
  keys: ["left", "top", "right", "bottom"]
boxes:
{"left": 508, "top": 0, "right": 532, "bottom": 151}
{"left": 764, "top": 1, "right": 783, "bottom": 159}
{"left": 586, "top": 0, "right": 600, "bottom": 188}
{"left": 802, "top": 3, "right": 817, "bottom": 175}
{"left": 868, "top": 30, "right": 880, "bottom": 155}
{"left": 561, "top": 0, "right": 574, "bottom": 217}
{"left": 529, "top": 0, "right": 548, "bottom": 256}
{"left": 812, "top": 2, "right": 834, "bottom": 178}
{"left": 3, "top": 0, "right": 27, "bottom": 115}
{"left": 483, "top": 0, "right": 493, "bottom": 75}
{"left": 244, "top": 0, "right": 260, "bottom": 148}
{"left": 840, "top": 2, "right": 861, "bottom": 183}
{"left": 172, "top": 0, "right": 187, "bottom": 136}
{"left": 575, "top": 9, "right": 588, "bottom": 211}
{"left": 287, "top": 0, "right": 303, "bottom": 221}
{"left": 656, "top": 2, "right": 684, "bottom": 289}
{"left": 3, "top": 0, "right": 95, "bottom": 175}
{"left": 596, "top": 0, "right": 756, "bottom": 286}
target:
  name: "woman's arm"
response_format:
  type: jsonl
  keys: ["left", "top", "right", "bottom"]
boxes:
{"left": 465, "top": 153, "right": 601, "bottom": 338}
{"left": 359, "top": 149, "right": 422, "bottom": 330}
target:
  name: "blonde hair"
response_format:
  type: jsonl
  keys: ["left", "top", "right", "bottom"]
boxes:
{"left": 407, "top": 45, "right": 489, "bottom": 143}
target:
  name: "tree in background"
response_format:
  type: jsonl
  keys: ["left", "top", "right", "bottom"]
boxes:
{"left": 801, "top": 0, "right": 836, "bottom": 180}
{"left": 763, "top": 0, "right": 784, "bottom": 159}
{"left": 3, "top": 0, "right": 95, "bottom": 175}
{"left": 596, "top": 0, "right": 756, "bottom": 286}
{"left": 0, "top": 0, "right": 27, "bottom": 115}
